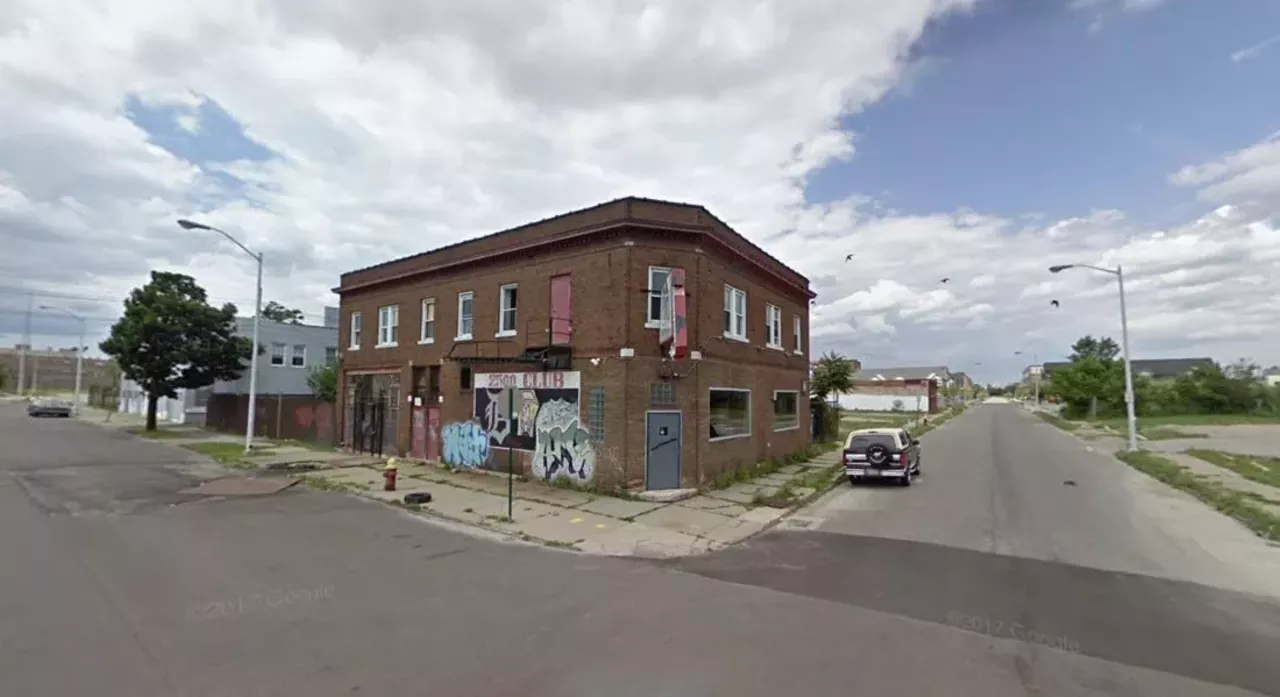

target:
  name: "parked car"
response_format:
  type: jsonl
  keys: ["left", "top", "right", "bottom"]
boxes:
{"left": 843, "top": 427, "right": 921, "bottom": 486}
{"left": 27, "top": 398, "right": 73, "bottom": 418}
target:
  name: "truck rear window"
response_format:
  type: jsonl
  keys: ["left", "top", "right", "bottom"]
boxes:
{"left": 848, "top": 434, "right": 897, "bottom": 452}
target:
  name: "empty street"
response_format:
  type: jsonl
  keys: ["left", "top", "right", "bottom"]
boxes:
{"left": 3, "top": 401, "right": 1280, "bottom": 696}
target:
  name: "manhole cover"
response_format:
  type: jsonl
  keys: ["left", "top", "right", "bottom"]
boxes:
{"left": 180, "top": 477, "right": 298, "bottom": 496}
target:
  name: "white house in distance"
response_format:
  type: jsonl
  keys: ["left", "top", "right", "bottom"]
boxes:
{"left": 118, "top": 308, "right": 340, "bottom": 425}
{"left": 837, "top": 366, "right": 953, "bottom": 413}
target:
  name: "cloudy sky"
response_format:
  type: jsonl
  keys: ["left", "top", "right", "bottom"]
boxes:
{"left": 1, "top": 0, "right": 1277, "bottom": 385}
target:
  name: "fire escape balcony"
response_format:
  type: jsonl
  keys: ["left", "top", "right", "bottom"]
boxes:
{"left": 445, "top": 317, "right": 573, "bottom": 371}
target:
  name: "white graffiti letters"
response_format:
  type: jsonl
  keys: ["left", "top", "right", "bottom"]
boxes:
{"left": 532, "top": 399, "right": 595, "bottom": 482}
{"left": 481, "top": 389, "right": 512, "bottom": 444}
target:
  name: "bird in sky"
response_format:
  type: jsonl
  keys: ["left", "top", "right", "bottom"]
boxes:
{"left": 1050, "top": 300, "right": 1060, "bottom": 307}
{"left": 940, "top": 277, "right": 951, "bottom": 283}
{"left": 845, "top": 254, "right": 854, "bottom": 262}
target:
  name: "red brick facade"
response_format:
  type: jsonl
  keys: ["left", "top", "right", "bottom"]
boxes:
{"left": 335, "top": 198, "right": 815, "bottom": 490}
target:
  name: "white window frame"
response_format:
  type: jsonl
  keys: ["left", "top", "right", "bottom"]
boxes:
{"left": 419, "top": 298, "right": 436, "bottom": 344}
{"left": 269, "top": 342, "right": 286, "bottom": 366}
{"left": 376, "top": 304, "right": 399, "bottom": 348}
{"left": 772, "top": 390, "right": 800, "bottom": 431}
{"left": 348, "top": 311, "right": 362, "bottom": 350}
{"left": 290, "top": 344, "right": 307, "bottom": 368}
{"left": 793, "top": 315, "right": 803, "bottom": 355}
{"left": 646, "top": 266, "right": 671, "bottom": 327}
{"left": 497, "top": 283, "right": 518, "bottom": 337}
{"left": 723, "top": 285, "right": 747, "bottom": 342}
{"left": 766, "top": 304, "right": 782, "bottom": 349}
{"left": 708, "top": 387, "right": 752, "bottom": 442}
{"left": 456, "top": 291, "right": 474, "bottom": 340}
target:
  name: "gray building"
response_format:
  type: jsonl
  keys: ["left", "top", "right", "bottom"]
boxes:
{"left": 213, "top": 310, "right": 340, "bottom": 397}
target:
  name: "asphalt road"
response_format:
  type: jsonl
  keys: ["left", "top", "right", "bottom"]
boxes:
{"left": 3, "top": 401, "right": 1279, "bottom": 696}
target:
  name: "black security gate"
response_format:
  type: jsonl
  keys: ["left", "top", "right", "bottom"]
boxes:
{"left": 345, "top": 373, "right": 401, "bottom": 456}
{"left": 352, "top": 397, "right": 386, "bottom": 456}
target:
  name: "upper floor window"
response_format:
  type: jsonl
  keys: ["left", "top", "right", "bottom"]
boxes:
{"left": 457, "top": 291, "right": 474, "bottom": 340}
{"left": 498, "top": 284, "right": 518, "bottom": 336}
{"left": 723, "top": 285, "right": 747, "bottom": 341}
{"left": 420, "top": 299, "right": 435, "bottom": 344}
{"left": 270, "top": 342, "right": 286, "bottom": 366}
{"left": 793, "top": 315, "right": 803, "bottom": 354}
{"left": 349, "top": 311, "right": 362, "bottom": 349}
{"left": 291, "top": 344, "right": 306, "bottom": 367}
{"left": 766, "top": 304, "right": 782, "bottom": 348}
{"left": 647, "top": 266, "right": 671, "bottom": 326}
{"left": 377, "top": 305, "right": 399, "bottom": 347}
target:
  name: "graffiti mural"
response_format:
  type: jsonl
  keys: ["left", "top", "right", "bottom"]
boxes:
{"left": 473, "top": 371, "right": 581, "bottom": 451}
{"left": 441, "top": 421, "right": 490, "bottom": 469}
{"left": 531, "top": 398, "right": 595, "bottom": 482}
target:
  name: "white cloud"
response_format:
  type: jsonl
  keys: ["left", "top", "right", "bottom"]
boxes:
{"left": 0, "top": 0, "right": 1277, "bottom": 384}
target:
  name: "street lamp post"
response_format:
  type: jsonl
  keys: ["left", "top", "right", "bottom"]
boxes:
{"left": 39, "top": 305, "right": 85, "bottom": 414}
{"left": 178, "top": 219, "right": 263, "bottom": 455}
{"left": 1049, "top": 263, "right": 1138, "bottom": 452}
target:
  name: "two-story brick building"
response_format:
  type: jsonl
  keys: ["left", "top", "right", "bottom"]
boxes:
{"left": 334, "top": 197, "right": 814, "bottom": 491}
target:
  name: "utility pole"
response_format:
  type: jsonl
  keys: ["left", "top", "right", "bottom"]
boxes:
{"left": 17, "top": 293, "right": 31, "bottom": 396}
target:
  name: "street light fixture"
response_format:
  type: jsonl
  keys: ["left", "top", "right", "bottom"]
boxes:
{"left": 39, "top": 305, "right": 85, "bottom": 414}
{"left": 178, "top": 218, "right": 264, "bottom": 455}
{"left": 1049, "top": 263, "right": 1138, "bottom": 452}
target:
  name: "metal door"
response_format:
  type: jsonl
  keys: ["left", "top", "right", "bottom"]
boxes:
{"left": 645, "top": 411, "right": 683, "bottom": 490}
{"left": 550, "top": 274, "right": 572, "bottom": 345}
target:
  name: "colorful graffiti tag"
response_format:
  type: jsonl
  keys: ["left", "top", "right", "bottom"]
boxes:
{"left": 473, "top": 371, "right": 594, "bottom": 482}
{"left": 473, "top": 371, "right": 580, "bottom": 452}
{"left": 441, "top": 421, "right": 490, "bottom": 469}
{"left": 531, "top": 398, "right": 595, "bottom": 482}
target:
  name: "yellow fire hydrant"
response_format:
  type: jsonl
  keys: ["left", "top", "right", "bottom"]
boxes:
{"left": 383, "top": 457, "right": 398, "bottom": 491}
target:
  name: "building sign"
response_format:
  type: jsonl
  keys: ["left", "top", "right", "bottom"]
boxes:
{"left": 480, "top": 371, "right": 580, "bottom": 391}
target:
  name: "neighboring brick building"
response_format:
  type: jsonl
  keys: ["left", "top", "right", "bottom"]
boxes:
{"left": 334, "top": 197, "right": 814, "bottom": 491}
{"left": 838, "top": 366, "right": 950, "bottom": 413}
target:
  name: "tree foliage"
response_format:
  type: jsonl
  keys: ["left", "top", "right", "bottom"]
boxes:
{"left": 99, "top": 271, "right": 253, "bottom": 430}
{"left": 810, "top": 351, "right": 856, "bottom": 400}
{"left": 261, "top": 301, "right": 305, "bottom": 324}
{"left": 1068, "top": 335, "right": 1120, "bottom": 362}
{"left": 307, "top": 360, "right": 338, "bottom": 403}
{"left": 1045, "top": 335, "right": 1278, "bottom": 418}
{"left": 808, "top": 351, "right": 857, "bottom": 441}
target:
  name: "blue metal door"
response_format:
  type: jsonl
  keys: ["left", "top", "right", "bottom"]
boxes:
{"left": 645, "top": 412, "right": 682, "bottom": 490}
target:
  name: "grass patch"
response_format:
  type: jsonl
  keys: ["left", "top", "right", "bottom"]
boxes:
{"left": 181, "top": 442, "right": 276, "bottom": 468}
{"left": 1141, "top": 427, "right": 1208, "bottom": 441}
{"left": 1036, "top": 412, "right": 1080, "bottom": 431}
{"left": 1186, "top": 449, "right": 1280, "bottom": 489}
{"left": 1116, "top": 450, "right": 1279, "bottom": 542}
{"left": 299, "top": 475, "right": 365, "bottom": 494}
{"left": 1098, "top": 413, "right": 1280, "bottom": 429}
{"left": 126, "top": 427, "right": 196, "bottom": 440}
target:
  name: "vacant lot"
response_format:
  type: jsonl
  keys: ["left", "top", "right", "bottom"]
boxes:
{"left": 840, "top": 411, "right": 916, "bottom": 433}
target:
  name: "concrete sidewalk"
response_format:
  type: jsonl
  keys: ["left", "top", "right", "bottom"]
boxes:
{"left": 307, "top": 449, "right": 845, "bottom": 558}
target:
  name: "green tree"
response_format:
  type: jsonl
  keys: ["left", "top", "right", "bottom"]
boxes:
{"left": 1068, "top": 335, "right": 1121, "bottom": 362}
{"left": 261, "top": 301, "right": 305, "bottom": 324}
{"left": 100, "top": 271, "right": 253, "bottom": 431}
{"left": 809, "top": 351, "right": 857, "bottom": 441}
{"left": 307, "top": 360, "right": 338, "bottom": 403}
{"left": 810, "top": 351, "right": 855, "bottom": 400}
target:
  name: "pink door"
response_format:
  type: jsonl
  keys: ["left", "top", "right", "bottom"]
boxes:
{"left": 410, "top": 407, "right": 426, "bottom": 459}
{"left": 426, "top": 407, "right": 441, "bottom": 460}
{"left": 550, "top": 274, "right": 572, "bottom": 345}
